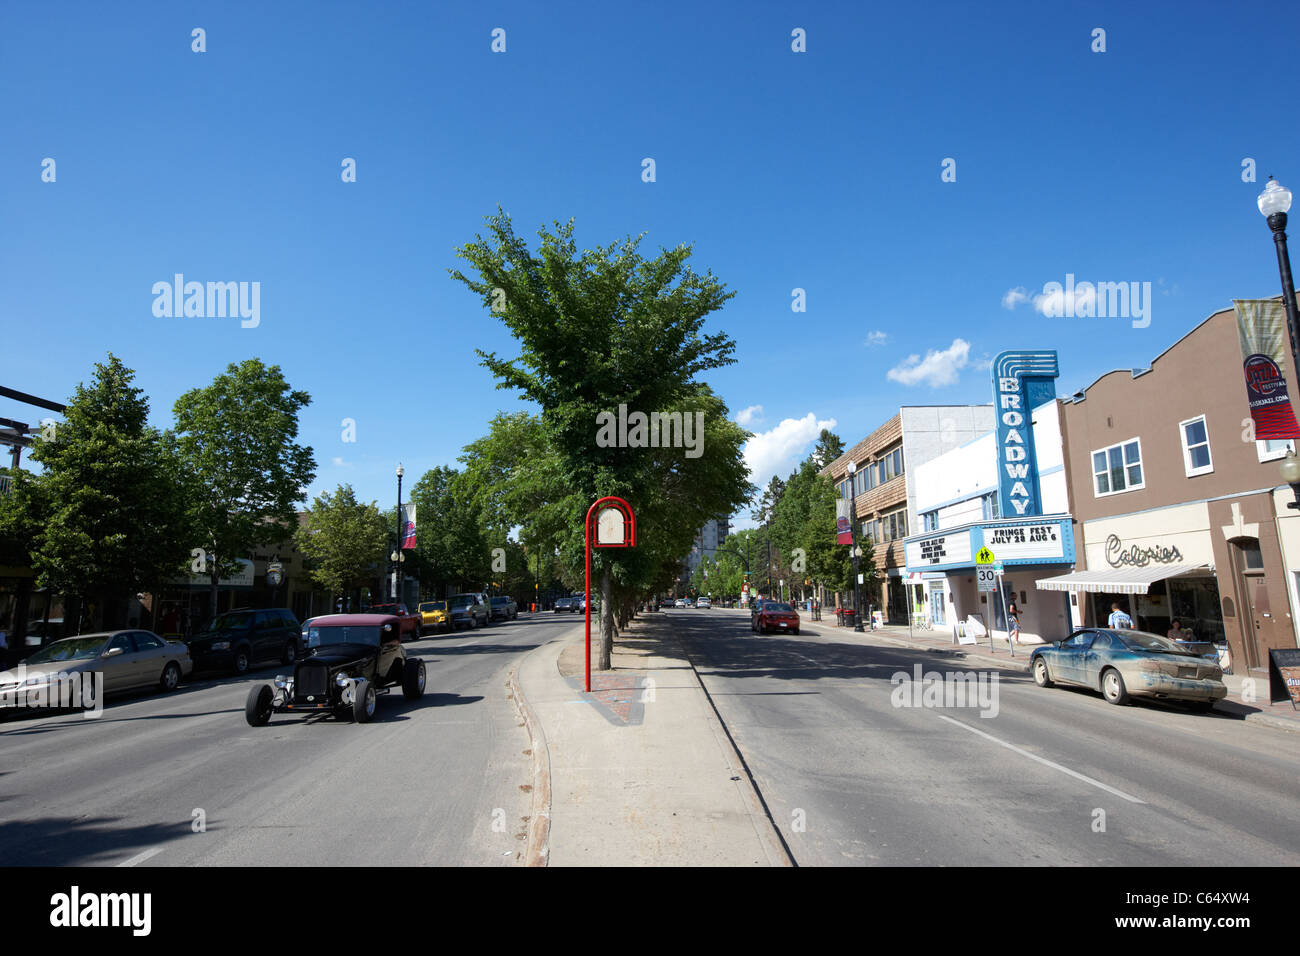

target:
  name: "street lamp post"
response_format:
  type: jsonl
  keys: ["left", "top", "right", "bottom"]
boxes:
{"left": 395, "top": 464, "right": 405, "bottom": 605}
{"left": 1259, "top": 178, "right": 1300, "bottom": 507}
{"left": 847, "top": 460, "right": 864, "bottom": 632}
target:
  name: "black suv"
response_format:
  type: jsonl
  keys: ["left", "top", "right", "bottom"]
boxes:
{"left": 244, "top": 614, "right": 425, "bottom": 725}
{"left": 189, "top": 608, "right": 302, "bottom": 675}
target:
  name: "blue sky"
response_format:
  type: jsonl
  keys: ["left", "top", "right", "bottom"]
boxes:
{"left": 3, "top": 0, "right": 1297, "bottom": 525}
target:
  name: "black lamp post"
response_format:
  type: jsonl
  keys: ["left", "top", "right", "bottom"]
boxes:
{"left": 395, "top": 464, "right": 405, "bottom": 604}
{"left": 1260, "top": 178, "right": 1300, "bottom": 509}
{"left": 847, "top": 460, "right": 864, "bottom": 632}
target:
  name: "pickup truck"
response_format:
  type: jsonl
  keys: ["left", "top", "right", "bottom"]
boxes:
{"left": 364, "top": 604, "right": 420, "bottom": 641}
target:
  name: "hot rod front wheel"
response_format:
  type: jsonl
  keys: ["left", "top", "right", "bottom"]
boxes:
{"left": 352, "top": 682, "right": 377, "bottom": 723}
{"left": 245, "top": 684, "right": 274, "bottom": 726}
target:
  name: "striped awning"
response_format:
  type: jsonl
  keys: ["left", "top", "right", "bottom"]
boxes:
{"left": 1035, "top": 564, "right": 1208, "bottom": 595}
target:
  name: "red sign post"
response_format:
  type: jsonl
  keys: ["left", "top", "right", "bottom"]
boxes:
{"left": 584, "top": 496, "right": 636, "bottom": 692}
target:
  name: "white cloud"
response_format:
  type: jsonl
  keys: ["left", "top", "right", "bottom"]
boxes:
{"left": 864, "top": 330, "right": 888, "bottom": 347}
{"left": 1001, "top": 287, "right": 1031, "bottom": 309}
{"left": 331, "top": 456, "right": 353, "bottom": 467}
{"left": 742, "top": 412, "right": 837, "bottom": 495}
{"left": 886, "top": 338, "right": 971, "bottom": 388}
{"left": 735, "top": 404, "right": 764, "bottom": 428}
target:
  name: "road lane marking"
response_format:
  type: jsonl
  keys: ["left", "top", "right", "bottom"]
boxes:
{"left": 116, "top": 846, "right": 164, "bottom": 867}
{"left": 936, "top": 714, "right": 1146, "bottom": 804}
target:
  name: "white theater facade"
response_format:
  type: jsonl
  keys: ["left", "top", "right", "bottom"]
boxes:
{"left": 902, "top": 351, "right": 1079, "bottom": 643}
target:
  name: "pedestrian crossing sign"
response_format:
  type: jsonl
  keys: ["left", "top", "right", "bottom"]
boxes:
{"left": 976, "top": 547, "right": 995, "bottom": 565}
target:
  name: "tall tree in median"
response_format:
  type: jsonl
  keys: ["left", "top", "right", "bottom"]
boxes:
{"left": 173, "top": 359, "right": 316, "bottom": 618}
{"left": 451, "top": 212, "right": 751, "bottom": 667}
{"left": 2, "top": 355, "right": 192, "bottom": 632}
{"left": 294, "top": 485, "right": 389, "bottom": 607}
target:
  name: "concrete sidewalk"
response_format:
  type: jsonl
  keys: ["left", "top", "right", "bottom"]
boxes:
{"left": 511, "top": 616, "right": 791, "bottom": 866}
{"left": 816, "top": 617, "right": 1300, "bottom": 733}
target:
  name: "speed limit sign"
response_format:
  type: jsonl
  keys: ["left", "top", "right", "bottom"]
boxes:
{"left": 977, "top": 567, "right": 998, "bottom": 591}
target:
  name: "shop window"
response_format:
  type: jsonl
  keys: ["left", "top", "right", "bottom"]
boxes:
{"left": 1179, "top": 415, "right": 1213, "bottom": 477}
{"left": 1092, "top": 438, "right": 1144, "bottom": 497}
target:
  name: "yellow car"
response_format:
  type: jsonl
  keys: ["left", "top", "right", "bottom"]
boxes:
{"left": 418, "top": 601, "right": 450, "bottom": 635}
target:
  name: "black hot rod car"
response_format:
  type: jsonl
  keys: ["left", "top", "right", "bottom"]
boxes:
{"left": 244, "top": 613, "right": 426, "bottom": 725}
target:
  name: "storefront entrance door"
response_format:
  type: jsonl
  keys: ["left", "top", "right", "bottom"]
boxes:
{"left": 1240, "top": 573, "right": 1268, "bottom": 671}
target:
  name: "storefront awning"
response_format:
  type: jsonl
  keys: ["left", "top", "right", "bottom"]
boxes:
{"left": 1035, "top": 564, "right": 1208, "bottom": 595}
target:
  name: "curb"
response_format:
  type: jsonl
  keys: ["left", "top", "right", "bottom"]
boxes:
{"left": 508, "top": 646, "right": 554, "bottom": 868}
{"left": 866, "top": 630, "right": 1032, "bottom": 673}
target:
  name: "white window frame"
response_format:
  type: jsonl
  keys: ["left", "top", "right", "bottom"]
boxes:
{"left": 1091, "top": 437, "right": 1146, "bottom": 498}
{"left": 1178, "top": 414, "right": 1213, "bottom": 477}
{"left": 1256, "top": 438, "right": 1295, "bottom": 462}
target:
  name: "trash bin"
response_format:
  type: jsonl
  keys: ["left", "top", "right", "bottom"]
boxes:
{"left": 836, "top": 607, "right": 856, "bottom": 627}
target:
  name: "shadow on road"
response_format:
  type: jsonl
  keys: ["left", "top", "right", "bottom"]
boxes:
{"left": 0, "top": 815, "right": 191, "bottom": 866}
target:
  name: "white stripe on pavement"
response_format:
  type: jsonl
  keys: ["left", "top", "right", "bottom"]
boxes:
{"left": 116, "top": 846, "right": 164, "bottom": 867}
{"left": 937, "top": 714, "right": 1147, "bottom": 804}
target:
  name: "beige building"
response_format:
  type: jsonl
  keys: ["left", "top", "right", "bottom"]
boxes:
{"left": 823, "top": 406, "right": 995, "bottom": 622}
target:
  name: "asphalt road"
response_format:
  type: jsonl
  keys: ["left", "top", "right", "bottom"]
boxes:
{"left": 0, "top": 613, "right": 582, "bottom": 866}
{"left": 672, "top": 608, "right": 1300, "bottom": 867}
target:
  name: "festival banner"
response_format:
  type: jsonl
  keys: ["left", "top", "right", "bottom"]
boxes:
{"left": 836, "top": 498, "right": 854, "bottom": 545}
{"left": 400, "top": 503, "right": 417, "bottom": 550}
{"left": 1233, "top": 299, "right": 1300, "bottom": 440}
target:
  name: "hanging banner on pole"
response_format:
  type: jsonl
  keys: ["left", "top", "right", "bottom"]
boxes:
{"left": 400, "top": 503, "right": 417, "bottom": 550}
{"left": 836, "top": 498, "right": 854, "bottom": 545}
{"left": 1233, "top": 298, "right": 1300, "bottom": 440}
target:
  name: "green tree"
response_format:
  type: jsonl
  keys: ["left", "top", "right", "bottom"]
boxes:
{"left": 451, "top": 212, "right": 752, "bottom": 666}
{"left": 406, "top": 466, "right": 492, "bottom": 598}
{"left": 1, "top": 355, "right": 192, "bottom": 632}
{"left": 294, "top": 485, "right": 389, "bottom": 606}
{"left": 172, "top": 359, "right": 316, "bottom": 619}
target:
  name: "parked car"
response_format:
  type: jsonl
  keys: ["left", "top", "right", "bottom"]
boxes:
{"left": 554, "top": 596, "right": 578, "bottom": 613}
{"left": 365, "top": 604, "right": 420, "bottom": 641}
{"left": 447, "top": 593, "right": 490, "bottom": 629}
{"left": 417, "top": 600, "right": 450, "bottom": 635}
{"left": 696, "top": 597, "right": 712, "bottom": 609}
{"left": 244, "top": 614, "right": 425, "bottom": 725}
{"left": 1030, "top": 628, "right": 1227, "bottom": 710}
{"left": 675, "top": 598, "right": 690, "bottom": 608}
{"left": 753, "top": 601, "right": 799, "bottom": 635}
{"left": 489, "top": 596, "right": 518, "bottom": 621}
{"left": 1, "top": 630, "right": 192, "bottom": 704}
{"left": 22, "top": 619, "right": 64, "bottom": 647}
{"left": 188, "top": 608, "right": 302, "bottom": 675}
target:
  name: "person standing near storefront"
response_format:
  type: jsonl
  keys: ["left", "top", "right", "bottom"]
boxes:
{"left": 1107, "top": 602, "right": 1133, "bottom": 629}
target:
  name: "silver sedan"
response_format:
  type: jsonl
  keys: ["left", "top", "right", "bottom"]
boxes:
{"left": 1, "top": 630, "right": 192, "bottom": 708}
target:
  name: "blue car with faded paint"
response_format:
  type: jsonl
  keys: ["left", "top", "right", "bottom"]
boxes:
{"left": 1030, "top": 628, "right": 1227, "bottom": 711}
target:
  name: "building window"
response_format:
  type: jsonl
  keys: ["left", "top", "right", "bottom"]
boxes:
{"left": 1091, "top": 438, "right": 1144, "bottom": 496}
{"left": 1257, "top": 438, "right": 1295, "bottom": 462}
{"left": 1179, "top": 416, "right": 1213, "bottom": 477}
{"left": 980, "top": 492, "right": 1000, "bottom": 520}
{"left": 922, "top": 511, "right": 938, "bottom": 532}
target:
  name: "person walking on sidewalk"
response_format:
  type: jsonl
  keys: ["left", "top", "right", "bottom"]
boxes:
{"left": 1007, "top": 600, "right": 1021, "bottom": 644}
{"left": 1107, "top": 602, "right": 1133, "bottom": 629}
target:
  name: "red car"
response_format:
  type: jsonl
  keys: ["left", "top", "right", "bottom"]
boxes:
{"left": 753, "top": 601, "right": 800, "bottom": 635}
{"left": 365, "top": 604, "right": 420, "bottom": 641}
